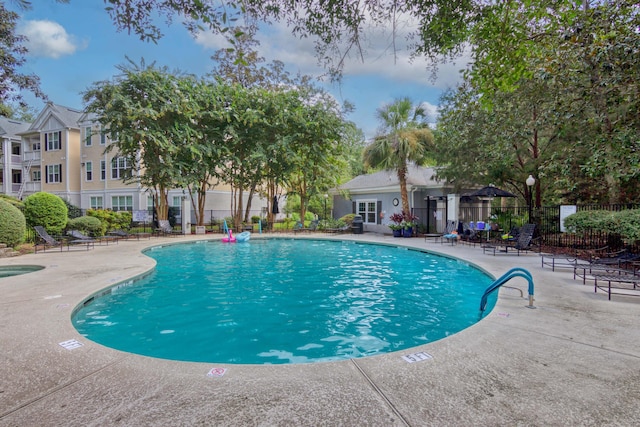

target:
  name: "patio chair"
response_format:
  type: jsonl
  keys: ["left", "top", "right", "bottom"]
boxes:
{"left": 590, "top": 249, "right": 640, "bottom": 268}
{"left": 460, "top": 222, "right": 481, "bottom": 246}
{"left": 108, "top": 229, "right": 152, "bottom": 241}
{"left": 34, "top": 226, "right": 93, "bottom": 253}
{"left": 68, "top": 229, "right": 118, "bottom": 245}
{"left": 155, "top": 219, "right": 182, "bottom": 237}
{"left": 294, "top": 219, "right": 319, "bottom": 233}
{"left": 483, "top": 224, "right": 537, "bottom": 256}
{"left": 326, "top": 224, "right": 350, "bottom": 233}
{"left": 429, "top": 220, "right": 456, "bottom": 243}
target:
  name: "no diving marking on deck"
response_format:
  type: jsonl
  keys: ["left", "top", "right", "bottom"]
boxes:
{"left": 207, "top": 367, "right": 227, "bottom": 378}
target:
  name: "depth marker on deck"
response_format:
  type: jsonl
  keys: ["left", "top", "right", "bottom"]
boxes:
{"left": 401, "top": 351, "right": 433, "bottom": 363}
{"left": 59, "top": 339, "right": 83, "bottom": 350}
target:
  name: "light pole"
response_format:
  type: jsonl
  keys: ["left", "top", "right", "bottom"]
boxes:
{"left": 324, "top": 194, "right": 328, "bottom": 221}
{"left": 526, "top": 175, "right": 535, "bottom": 224}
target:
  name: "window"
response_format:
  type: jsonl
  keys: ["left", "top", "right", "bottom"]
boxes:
{"left": 11, "top": 145, "right": 20, "bottom": 155}
{"left": 90, "top": 196, "right": 103, "bottom": 209}
{"left": 147, "top": 195, "right": 154, "bottom": 214}
{"left": 112, "top": 195, "right": 133, "bottom": 212}
{"left": 12, "top": 171, "right": 21, "bottom": 184}
{"left": 32, "top": 170, "right": 41, "bottom": 182}
{"left": 45, "top": 164, "right": 61, "bottom": 183}
{"left": 84, "top": 127, "right": 92, "bottom": 146}
{"left": 85, "top": 161, "right": 93, "bottom": 181}
{"left": 45, "top": 131, "right": 61, "bottom": 151}
{"left": 100, "top": 160, "right": 106, "bottom": 180}
{"left": 358, "top": 200, "right": 377, "bottom": 224}
{"left": 32, "top": 142, "right": 40, "bottom": 151}
{"left": 111, "top": 157, "right": 130, "bottom": 179}
{"left": 100, "top": 130, "right": 106, "bottom": 145}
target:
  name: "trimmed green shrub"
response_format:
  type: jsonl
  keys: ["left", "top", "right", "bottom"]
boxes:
{"left": 0, "top": 199, "right": 26, "bottom": 247}
{"left": 67, "top": 216, "right": 104, "bottom": 237}
{"left": 0, "top": 194, "right": 23, "bottom": 209}
{"left": 616, "top": 209, "right": 640, "bottom": 242}
{"left": 23, "top": 192, "right": 68, "bottom": 235}
{"left": 87, "top": 209, "right": 132, "bottom": 232}
{"left": 339, "top": 213, "right": 356, "bottom": 225}
{"left": 564, "top": 209, "right": 640, "bottom": 243}
{"left": 563, "top": 210, "right": 618, "bottom": 234}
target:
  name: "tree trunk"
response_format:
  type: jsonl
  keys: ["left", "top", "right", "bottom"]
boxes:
{"left": 397, "top": 163, "right": 410, "bottom": 215}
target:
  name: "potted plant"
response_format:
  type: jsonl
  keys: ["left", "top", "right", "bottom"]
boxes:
{"left": 402, "top": 212, "right": 419, "bottom": 237}
{"left": 388, "top": 212, "right": 405, "bottom": 237}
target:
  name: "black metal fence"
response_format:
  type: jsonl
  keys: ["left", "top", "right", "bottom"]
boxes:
{"left": 412, "top": 204, "right": 640, "bottom": 254}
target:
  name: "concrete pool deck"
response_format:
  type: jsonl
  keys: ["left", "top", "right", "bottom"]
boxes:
{"left": 1, "top": 233, "right": 639, "bottom": 426}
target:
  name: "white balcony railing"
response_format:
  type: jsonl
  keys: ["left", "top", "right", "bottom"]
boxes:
{"left": 23, "top": 151, "right": 41, "bottom": 162}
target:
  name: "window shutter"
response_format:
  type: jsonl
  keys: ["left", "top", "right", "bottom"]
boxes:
{"left": 59, "top": 164, "right": 62, "bottom": 183}
{"left": 44, "top": 134, "right": 48, "bottom": 151}
{"left": 45, "top": 166, "right": 48, "bottom": 183}
{"left": 377, "top": 201, "right": 382, "bottom": 224}
{"left": 352, "top": 201, "right": 356, "bottom": 214}
{"left": 58, "top": 131, "right": 61, "bottom": 147}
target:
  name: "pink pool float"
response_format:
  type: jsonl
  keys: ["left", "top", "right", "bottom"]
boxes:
{"left": 222, "top": 229, "right": 237, "bottom": 243}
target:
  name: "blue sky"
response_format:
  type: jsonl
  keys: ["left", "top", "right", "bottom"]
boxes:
{"left": 16, "top": 2, "right": 465, "bottom": 139}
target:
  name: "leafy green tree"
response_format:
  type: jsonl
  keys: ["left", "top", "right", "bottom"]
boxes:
{"left": 0, "top": 1, "right": 47, "bottom": 114}
{"left": 84, "top": 61, "right": 193, "bottom": 222}
{"left": 286, "top": 88, "right": 349, "bottom": 222}
{"left": 363, "top": 98, "right": 434, "bottom": 215}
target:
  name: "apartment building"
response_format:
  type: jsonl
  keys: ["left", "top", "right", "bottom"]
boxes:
{"left": 0, "top": 116, "right": 31, "bottom": 197}
{"left": 1, "top": 102, "right": 267, "bottom": 222}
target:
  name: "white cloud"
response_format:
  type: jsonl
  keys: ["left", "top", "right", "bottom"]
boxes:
{"left": 195, "top": 16, "right": 468, "bottom": 88}
{"left": 19, "top": 20, "right": 84, "bottom": 59}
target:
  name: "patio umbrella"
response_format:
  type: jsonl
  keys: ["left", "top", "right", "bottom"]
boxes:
{"left": 272, "top": 195, "right": 279, "bottom": 214}
{"left": 466, "top": 185, "right": 517, "bottom": 198}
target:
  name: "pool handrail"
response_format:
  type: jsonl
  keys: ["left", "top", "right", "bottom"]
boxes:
{"left": 480, "top": 267, "right": 535, "bottom": 312}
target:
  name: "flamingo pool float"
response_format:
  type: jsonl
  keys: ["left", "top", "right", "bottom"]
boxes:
{"left": 222, "top": 229, "right": 236, "bottom": 243}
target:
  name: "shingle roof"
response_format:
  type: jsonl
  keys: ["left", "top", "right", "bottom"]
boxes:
{"left": 0, "top": 117, "right": 31, "bottom": 138}
{"left": 339, "top": 164, "right": 443, "bottom": 191}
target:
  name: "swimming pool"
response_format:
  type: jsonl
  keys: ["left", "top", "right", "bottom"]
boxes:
{"left": 73, "top": 239, "right": 496, "bottom": 364}
{"left": 0, "top": 265, "right": 44, "bottom": 278}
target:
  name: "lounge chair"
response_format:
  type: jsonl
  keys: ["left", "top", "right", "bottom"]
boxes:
{"left": 68, "top": 229, "right": 118, "bottom": 245}
{"left": 427, "top": 220, "right": 456, "bottom": 243}
{"left": 326, "top": 224, "right": 350, "bottom": 233}
{"left": 155, "top": 219, "right": 182, "bottom": 237}
{"left": 293, "top": 220, "right": 319, "bottom": 233}
{"left": 34, "top": 226, "right": 93, "bottom": 253}
{"left": 460, "top": 222, "right": 481, "bottom": 246}
{"left": 590, "top": 249, "right": 640, "bottom": 268}
{"left": 483, "top": 224, "right": 537, "bottom": 256}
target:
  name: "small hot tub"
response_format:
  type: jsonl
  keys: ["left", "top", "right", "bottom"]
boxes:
{"left": 0, "top": 265, "right": 44, "bottom": 279}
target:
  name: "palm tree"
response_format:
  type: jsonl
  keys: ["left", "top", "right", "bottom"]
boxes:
{"left": 363, "top": 97, "right": 434, "bottom": 215}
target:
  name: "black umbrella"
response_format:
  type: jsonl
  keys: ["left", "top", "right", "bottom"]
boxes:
{"left": 272, "top": 196, "right": 279, "bottom": 214}
{"left": 466, "top": 185, "right": 517, "bottom": 198}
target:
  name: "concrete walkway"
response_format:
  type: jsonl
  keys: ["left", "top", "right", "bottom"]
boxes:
{"left": 1, "top": 234, "right": 639, "bottom": 426}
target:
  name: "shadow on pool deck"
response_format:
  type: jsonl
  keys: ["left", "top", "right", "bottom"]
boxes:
{"left": 1, "top": 233, "right": 639, "bottom": 426}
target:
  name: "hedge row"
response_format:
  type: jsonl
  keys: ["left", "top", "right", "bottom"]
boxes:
{"left": 563, "top": 209, "right": 640, "bottom": 242}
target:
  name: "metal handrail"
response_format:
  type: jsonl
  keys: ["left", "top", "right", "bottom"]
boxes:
{"left": 480, "top": 267, "right": 535, "bottom": 312}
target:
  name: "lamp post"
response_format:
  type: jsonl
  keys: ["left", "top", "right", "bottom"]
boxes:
{"left": 526, "top": 175, "right": 535, "bottom": 224}
{"left": 324, "top": 194, "right": 328, "bottom": 221}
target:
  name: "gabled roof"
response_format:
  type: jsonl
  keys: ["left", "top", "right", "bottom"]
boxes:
{"left": 339, "top": 164, "right": 444, "bottom": 192}
{"left": 0, "top": 117, "right": 31, "bottom": 138}
{"left": 25, "top": 102, "right": 83, "bottom": 132}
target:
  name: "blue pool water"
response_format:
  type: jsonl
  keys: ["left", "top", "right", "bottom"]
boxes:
{"left": 72, "top": 239, "right": 496, "bottom": 364}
